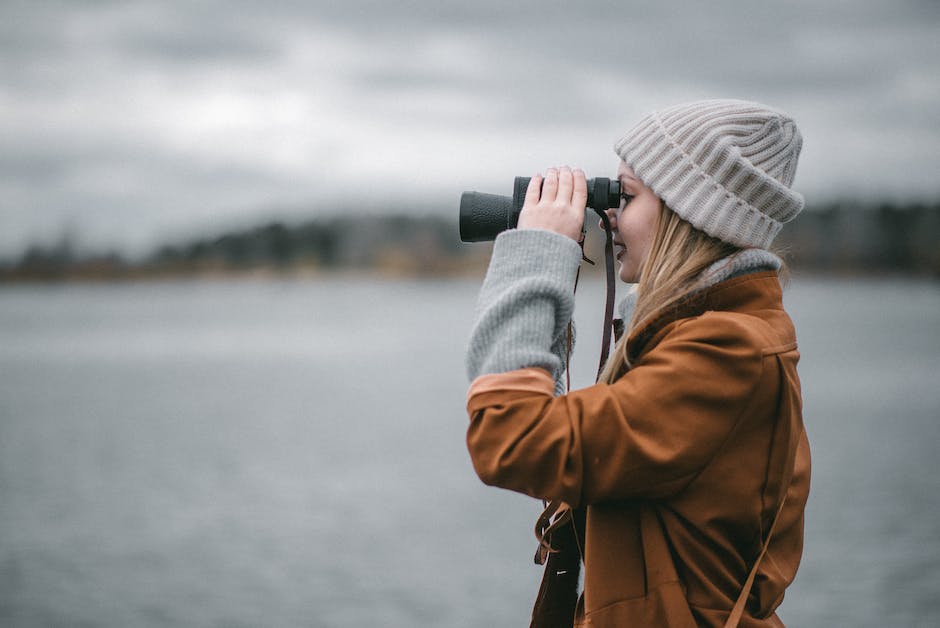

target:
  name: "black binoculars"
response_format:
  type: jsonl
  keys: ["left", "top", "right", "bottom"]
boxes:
{"left": 459, "top": 176, "right": 622, "bottom": 242}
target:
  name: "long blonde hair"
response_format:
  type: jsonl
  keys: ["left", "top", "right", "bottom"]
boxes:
{"left": 598, "top": 203, "right": 740, "bottom": 383}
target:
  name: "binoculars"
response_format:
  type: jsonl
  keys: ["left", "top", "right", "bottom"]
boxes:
{"left": 459, "top": 176, "right": 622, "bottom": 242}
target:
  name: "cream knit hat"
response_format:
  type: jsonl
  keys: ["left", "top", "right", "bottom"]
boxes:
{"left": 614, "top": 99, "right": 804, "bottom": 249}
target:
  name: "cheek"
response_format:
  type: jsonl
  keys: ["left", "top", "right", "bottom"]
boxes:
{"left": 639, "top": 220, "right": 657, "bottom": 251}
{"left": 636, "top": 204, "right": 660, "bottom": 251}
{"left": 623, "top": 214, "right": 652, "bottom": 251}
{"left": 622, "top": 207, "right": 658, "bottom": 271}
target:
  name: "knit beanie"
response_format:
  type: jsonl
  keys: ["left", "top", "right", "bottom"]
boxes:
{"left": 614, "top": 99, "right": 804, "bottom": 249}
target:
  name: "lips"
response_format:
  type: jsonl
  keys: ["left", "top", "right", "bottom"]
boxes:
{"left": 615, "top": 241, "right": 625, "bottom": 260}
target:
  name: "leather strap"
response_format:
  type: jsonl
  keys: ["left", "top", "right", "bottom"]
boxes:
{"left": 723, "top": 494, "right": 789, "bottom": 628}
{"left": 534, "top": 500, "right": 569, "bottom": 565}
{"left": 596, "top": 211, "right": 616, "bottom": 379}
{"left": 723, "top": 357, "right": 801, "bottom": 628}
{"left": 530, "top": 219, "right": 616, "bottom": 627}
{"left": 530, "top": 504, "right": 585, "bottom": 628}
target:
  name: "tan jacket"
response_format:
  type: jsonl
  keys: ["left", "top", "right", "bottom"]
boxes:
{"left": 466, "top": 272, "right": 810, "bottom": 627}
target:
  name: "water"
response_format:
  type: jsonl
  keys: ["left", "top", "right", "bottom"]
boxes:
{"left": 0, "top": 276, "right": 938, "bottom": 627}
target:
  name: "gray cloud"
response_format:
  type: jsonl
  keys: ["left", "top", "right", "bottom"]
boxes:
{"left": 1, "top": 0, "right": 938, "bottom": 257}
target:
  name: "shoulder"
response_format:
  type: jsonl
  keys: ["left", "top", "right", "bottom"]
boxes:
{"left": 675, "top": 310, "right": 777, "bottom": 350}
{"left": 632, "top": 311, "right": 771, "bottom": 381}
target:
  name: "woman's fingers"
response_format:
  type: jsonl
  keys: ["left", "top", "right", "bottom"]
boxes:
{"left": 572, "top": 168, "right": 587, "bottom": 209}
{"left": 556, "top": 166, "right": 573, "bottom": 202}
{"left": 517, "top": 165, "right": 586, "bottom": 241}
{"left": 542, "top": 167, "right": 559, "bottom": 201}
{"left": 525, "top": 173, "right": 543, "bottom": 207}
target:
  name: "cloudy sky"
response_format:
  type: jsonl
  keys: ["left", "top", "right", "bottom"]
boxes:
{"left": 2, "top": 0, "right": 938, "bottom": 257}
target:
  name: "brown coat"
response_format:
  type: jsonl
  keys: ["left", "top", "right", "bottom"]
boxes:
{"left": 466, "top": 272, "right": 810, "bottom": 627}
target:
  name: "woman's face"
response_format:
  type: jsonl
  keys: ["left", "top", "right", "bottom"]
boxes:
{"left": 603, "top": 161, "right": 662, "bottom": 283}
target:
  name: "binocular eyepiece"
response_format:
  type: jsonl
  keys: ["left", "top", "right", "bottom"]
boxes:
{"left": 459, "top": 176, "right": 621, "bottom": 242}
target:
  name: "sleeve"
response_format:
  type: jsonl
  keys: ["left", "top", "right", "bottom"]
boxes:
{"left": 465, "top": 314, "right": 766, "bottom": 506}
{"left": 465, "top": 228, "right": 582, "bottom": 394}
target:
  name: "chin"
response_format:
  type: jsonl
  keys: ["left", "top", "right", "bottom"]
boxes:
{"left": 618, "top": 265, "right": 637, "bottom": 284}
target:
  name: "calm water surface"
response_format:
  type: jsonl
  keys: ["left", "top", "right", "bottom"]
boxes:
{"left": 1, "top": 276, "right": 938, "bottom": 627}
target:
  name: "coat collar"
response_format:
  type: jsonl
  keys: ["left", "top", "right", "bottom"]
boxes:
{"left": 625, "top": 271, "right": 787, "bottom": 362}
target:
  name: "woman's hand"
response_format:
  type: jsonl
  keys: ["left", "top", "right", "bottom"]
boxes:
{"left": 517, "top": 166, "right": 587, "bottom": 241}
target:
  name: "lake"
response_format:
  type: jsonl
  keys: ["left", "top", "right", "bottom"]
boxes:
{"left": 1, "top": 276, "right": 938, "bottom": 627}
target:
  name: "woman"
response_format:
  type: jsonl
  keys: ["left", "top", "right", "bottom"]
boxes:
{"left": 465, "top": 100, "right": 811, "bottom": 627}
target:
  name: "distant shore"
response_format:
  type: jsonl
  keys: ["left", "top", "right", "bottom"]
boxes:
{"left": 2, "top": 202, "right": 939, "bottom": 283}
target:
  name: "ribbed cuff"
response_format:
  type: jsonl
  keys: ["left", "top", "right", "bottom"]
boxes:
{"left": 465, "top": 229, "right": 582, "bottom": 384}
{"left": 486, "top": 229, "right": 583, "bottom": 286}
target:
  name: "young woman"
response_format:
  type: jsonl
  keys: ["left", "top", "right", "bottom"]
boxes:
{"left": 465, "top": 100, "right": 810, "bottom": 627}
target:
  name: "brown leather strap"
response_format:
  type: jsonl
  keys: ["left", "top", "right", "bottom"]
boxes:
{"left": 534, "top": 500, "right": 568, "bottom": 565}
{"left": 723, "top": 494, "right": 789, "bottom": 628}
{"left": 529, "top": 507, "right": 585, "bottom": 628}
{"left": 723, "top": 357, "right": 801, "bottom": 628}
{"left": 596, "top": 211, "right": 616, "bottom": 380}
{"left": 530, "top": 220, "right": 616, "bottom": 627}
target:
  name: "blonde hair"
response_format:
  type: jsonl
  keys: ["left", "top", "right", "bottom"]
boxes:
{"left": 598, "top": 203, "right": 740, "bottom": 383}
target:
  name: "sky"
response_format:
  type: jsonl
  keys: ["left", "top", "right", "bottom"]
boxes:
{"left": 1, "top": 0, "right": 939, "bottom": 258}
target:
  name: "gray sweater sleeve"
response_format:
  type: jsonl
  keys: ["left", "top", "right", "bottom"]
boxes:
{"left": 465, "top": 229, "right": 582, "bottom": 393}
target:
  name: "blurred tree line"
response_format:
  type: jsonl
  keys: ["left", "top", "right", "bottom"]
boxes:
{"left": 1, "top": 202, "right": 938, "bottom": 282}
{"left": 775, "top": 201, "right": 940, "bottom": 275}
{"left": 0, "top": 214, "right": 488, "bottom": 281}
